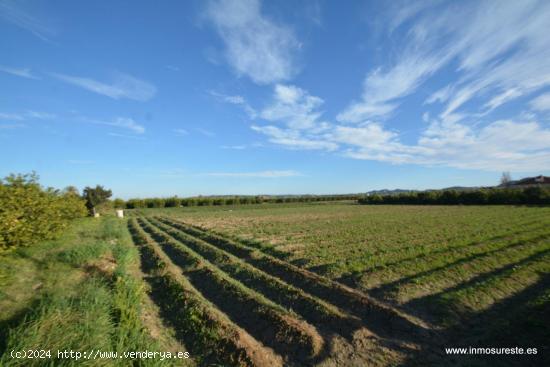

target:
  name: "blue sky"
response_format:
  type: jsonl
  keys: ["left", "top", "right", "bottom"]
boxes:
{"left": 1, "top": 0, "right": 550, "bottom": 199}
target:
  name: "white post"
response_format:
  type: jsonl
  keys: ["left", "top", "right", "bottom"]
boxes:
{"left": 116, "top": 209, "right": 124, "bottom": 218}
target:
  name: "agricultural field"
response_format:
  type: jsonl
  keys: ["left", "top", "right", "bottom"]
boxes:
{"left": 128, "top": 202, "right": 550, "bottom": 366}
{"left": 1, "top": 202, "right": 548, "bottom": 366}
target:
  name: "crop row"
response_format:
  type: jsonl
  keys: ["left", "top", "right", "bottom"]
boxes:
{"left": 127, "top": 219, "right": 283, "bottom": 367}
{"left": 134, "top": 218, "right": 323, "bottom": 364}
{"left": 155, "top": 216, "right": 432, "bottom": 341}
{"left": 147, "top": 216, "right": 361, "bottom": 337}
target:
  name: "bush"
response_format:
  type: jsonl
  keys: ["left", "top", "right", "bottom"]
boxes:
{"left": 0, "top": 173, "right": 87, "bottom": 250}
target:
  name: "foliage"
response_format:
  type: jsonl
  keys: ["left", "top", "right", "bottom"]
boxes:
{"left": 358, "top": 187, "right": 550, "bottom": 206}
{"left": 119, "top": 194, "right": 360, "bottom": 209}
{"left": 82, "top": 185, "right": 112, "bottom": 213}
{"left": 113, "top": 198, "right": 126, "bottom": 209}
{"left": 0, "top": 173, "right": 87, "bottom": 250}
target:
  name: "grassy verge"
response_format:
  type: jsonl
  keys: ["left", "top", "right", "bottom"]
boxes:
{"left": 0, "top": 216, "right": 190, "bottom": 366}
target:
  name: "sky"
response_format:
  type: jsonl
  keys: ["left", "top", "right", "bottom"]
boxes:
{"left": 1, "top": 0, "right": 550, "bottom": 199}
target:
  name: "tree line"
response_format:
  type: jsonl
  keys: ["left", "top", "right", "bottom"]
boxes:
{"left": 357, "top": 186, "right": 550, "bottom": 205}
{"left": 119, "top": 194, "right": 360, "bottom": 209}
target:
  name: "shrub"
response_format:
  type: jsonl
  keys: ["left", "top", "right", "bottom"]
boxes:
{"left": 0, "top": 173, "right": 87, "bottom": 250}
{"left": 163, "top": 197, "right": 179, "bottom": 207}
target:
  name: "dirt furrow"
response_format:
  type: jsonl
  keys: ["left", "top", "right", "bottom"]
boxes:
{"left": 157, "top": 216, "right": 434, "bottom": 343}
{"left": 128, "top": 219, "right": 283, "bottom": 367}
{"left": 137, "top": 217, "right": 324, "bottom": 364}
{"left": 148, "top": 216, "right": 363, "bottom": 338}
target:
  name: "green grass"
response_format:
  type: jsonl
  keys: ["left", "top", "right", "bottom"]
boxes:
{"left": 0, "top": 216, "right": 192, "bottom": 366}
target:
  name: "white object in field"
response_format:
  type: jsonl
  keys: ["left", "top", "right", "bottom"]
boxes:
{"left": 116, "top": 209, "right": 124, "bottom": 218}
{"left": 94, "top": 212, "right": 100, "bottom": 218}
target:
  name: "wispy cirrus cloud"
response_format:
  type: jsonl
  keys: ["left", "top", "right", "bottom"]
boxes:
{"left": 0, "top": 110, "right": 56, "bottom": 121}
{"left": 205, "top": 0, "right": 300, "bottom": 84}
{"left": 86, "top": 117, "right": 145, "bottom": 134}
{"left": 530, "top": 93, "right": 550, "bottom": 112}
{"left": 50, "top": 72, "right": 157, "bottom": 101}
{"left": 0, "top": 65, "right": 39, "bottom": 79}
{"left": 0, "top": 0, "right": 55, "bottom": 41}
{"left": 221, "top": 145, "right": 247, "bottom": 150}
{"left": 0, "top": 112, "right": 25, "bottom": 121}
{"left": 107, "top": 132, "right": 146, "bottom": 140}
{"left": 248, "top": 80, "right": 550, "bottom": 171}
{"left": 206, "top": 170, "right": 302, "bottom": 178}
{"left": 210, "top": 91, "right": 257, "bottom": 118}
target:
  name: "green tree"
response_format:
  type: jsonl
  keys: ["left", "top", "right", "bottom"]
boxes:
{"left": 82, "top": 185, "right": 112, "bottom": 215}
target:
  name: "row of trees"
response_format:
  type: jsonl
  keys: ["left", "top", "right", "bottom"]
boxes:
{"left": 0, "top": 173, "right": 88, "bottom": 250}
{"left": 120, "top": 194, "right": 360, "bottom": 209}
{"left": 358, "top": 186, "right": 550, "bottom": 205}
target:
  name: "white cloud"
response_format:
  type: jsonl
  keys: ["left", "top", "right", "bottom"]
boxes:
{"left": 530, "top": 93, "right": 550, "bottom": 112}
{"left": 251, "top": 125, "right": 338, "bottom": 151}
{"left": 206, "top": 170, "right": 301, "bottom": 178}
{"left": 88, "top": 117, "right": 145, "bottom": 134}
{"left": 51, "top": 72, "right": 156, "bottom": 101}
{"left": 221, "top": 145, "right": 247, "bottom": 150}
{"left": 250, "top": 83, "right": 550, "bottom": 171}
{"left": 388, "top": 0, "right": 441, "bottom": 32}
{"left": 210, "top": 90, "right": 257, "bottom": 118}
{"left": 483, "top": 89, "right": 522, "bottom": 112}
{"left": 205, "top": 0, "right": 299, "bottom": 84}
{"left": 435, "top": 1, "right": 550, "bottom": 116}
{"left": 425, "top": 85, "right": 454, "bottom": 105}
{"left": 329, "top": 118, "right": 550, "bottom": 171}
{"left": 338, "top": 49, "right": 452, "bottom": 122}
{"left": 0, "top": 1, "right": 55, "bottom": 41}
{"left": 341, "top": 1, "right": 550, "bottom": 124}
{"left": 0, "top": 65, "right": 38, "bottom": 79}
{"left": 261, "top": 84, "right": 326, "bottom": 130}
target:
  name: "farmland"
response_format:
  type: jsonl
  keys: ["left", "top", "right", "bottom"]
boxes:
{"left": 129, "top": 202, "right": 549, "bottom": 366}
{"left": 1, "top": 202, "right": 548, "bottom": 366}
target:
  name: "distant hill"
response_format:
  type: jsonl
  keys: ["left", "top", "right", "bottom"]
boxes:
{"left": 364, "top": 175, "right": 549, "bottom": 197}
{"left": 365, "top": 189, "right": 417, "bottom": 196}
{"left": 503, "top": 175, "right": 550, "bottom": 187}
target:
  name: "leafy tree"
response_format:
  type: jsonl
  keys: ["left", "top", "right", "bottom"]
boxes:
{"left": 63, "top": 186, "right": 80, "bottom": 196}
{"left": 1, "top": 173, "right": 87, "bottom": 250}
{"left": 82, "top": 185, "right": 112, "bottom": 215}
